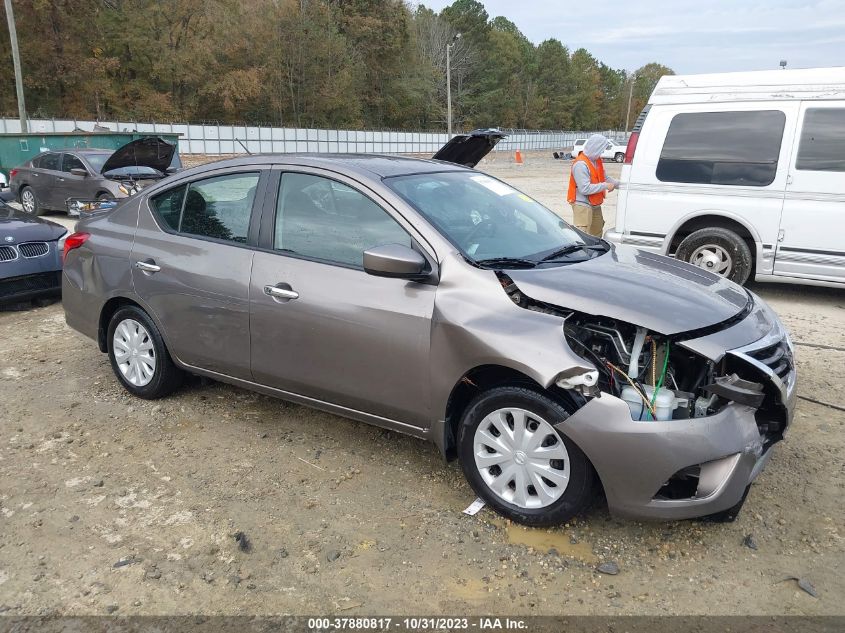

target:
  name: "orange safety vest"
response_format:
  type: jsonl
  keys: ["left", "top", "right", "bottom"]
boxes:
{"left": 567, "top": 153, "right": 606, "bottom": 206}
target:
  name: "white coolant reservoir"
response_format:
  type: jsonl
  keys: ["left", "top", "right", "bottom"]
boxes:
{"left": 621, "top": 385, "right": 679, "bottom": 421}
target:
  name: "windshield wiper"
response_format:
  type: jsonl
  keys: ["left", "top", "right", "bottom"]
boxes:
{"left": 539, "top": 243, "right": 607, "bottom": 262}
{"left": 474, "top": 257, "right": 537, "bottom": 269}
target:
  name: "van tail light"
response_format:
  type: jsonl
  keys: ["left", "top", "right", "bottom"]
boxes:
{"left": 9, "top": 169, "right": 18, "bottom": 179}
{"left": 625, "top": 104, "right": 651, "bottom": 165}
{"left": 62, "top": 232, "right": 90, "bottom": 263}
{"left": 624, "top": 132, "right": 639, "bottom": 164}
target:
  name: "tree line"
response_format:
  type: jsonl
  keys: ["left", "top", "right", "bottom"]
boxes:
{"left": 0, "top": 0, "right": 673, "bottom": 131}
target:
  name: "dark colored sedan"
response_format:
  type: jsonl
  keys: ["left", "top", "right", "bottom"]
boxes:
{"left": 0, "top": 199, "right": 67, "bottom": 304}
{"left": 10, "top": 137, "right": 180, "bottom": 216}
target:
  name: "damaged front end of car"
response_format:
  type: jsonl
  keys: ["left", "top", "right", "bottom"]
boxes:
{"left": 498, "top": 272, "right": 796, "bottom": 521}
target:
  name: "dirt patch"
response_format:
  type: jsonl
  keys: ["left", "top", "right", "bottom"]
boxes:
{"left": 0, "top": 158, "right": 843, "bottom": 617}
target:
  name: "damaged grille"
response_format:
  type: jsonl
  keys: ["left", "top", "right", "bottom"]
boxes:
{"left": 743, "top": 338, "right": 793, "bottom": 385}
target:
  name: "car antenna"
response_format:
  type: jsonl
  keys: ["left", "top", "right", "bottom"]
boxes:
{"left": 236, "top": 138, "right": 252, "bottom": 155}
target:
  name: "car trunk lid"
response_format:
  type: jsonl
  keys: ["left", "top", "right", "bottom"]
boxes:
{"left": 431, "top": 129, "right": 507, "bottom": 167}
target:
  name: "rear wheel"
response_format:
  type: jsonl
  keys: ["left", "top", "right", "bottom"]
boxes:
{"left": 676, "top": 227, "right": 753, "bottom": 285}
{"left": 107, "top": 305, "right": 183, "bottom": 399}
{"left": 457, "top": 386, "right": 596, "bottom": 527}
{"left": 20, "top": 186, "right": 43, "bottom": 216}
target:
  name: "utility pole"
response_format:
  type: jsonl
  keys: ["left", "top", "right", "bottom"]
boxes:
{"left": 446, "top": 32, "right": 461, "bottom": 138}
{"left": 625, "top": 72, "right": 636, "bottom": 133}
{"left": 4, "top": 0, "right": 27, "bottom": 132}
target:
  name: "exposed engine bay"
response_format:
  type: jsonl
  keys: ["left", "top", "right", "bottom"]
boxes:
{"left": 498, "top": 273, "right": 790, "bottom": 438}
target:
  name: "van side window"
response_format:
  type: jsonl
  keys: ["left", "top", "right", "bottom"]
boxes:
{"left": 657, "top": 111, "right": 786, "bottom": 187}
{"left": 796, "top": 108, "right": 845, "bottom": 172}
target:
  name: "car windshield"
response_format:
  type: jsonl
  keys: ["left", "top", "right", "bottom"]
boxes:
{"left": 385, "top": 171, "right": 593, "bottom": 264}
{"left": 83, "top": 153, "right": 111, "bottom": 173}
{"left": 84, "top": 152, "right": 168, "bottom": 177}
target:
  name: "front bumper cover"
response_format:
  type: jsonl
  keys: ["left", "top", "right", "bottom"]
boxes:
{"left": 556, "top": 321, "right": 796, "bottom": 521}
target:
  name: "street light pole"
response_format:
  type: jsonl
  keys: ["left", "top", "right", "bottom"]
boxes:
{"left": 446, "top": 32, "right": 461, "bottom": 138}
{"left": 446, "top": 42, "right": 452, "bottom": 138}
{"left": 4, "top": 0, "right": 28, "bottom": 133}
{"left": 625, "top": 72, "right": 636, "bottom": 133}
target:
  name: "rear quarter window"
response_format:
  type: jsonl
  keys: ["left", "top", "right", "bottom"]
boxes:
{"left": 796, "top": 108, "right": 845, "bottom": 172}
{"left": 656, "top": 110, "right": 786, "bottom": 187}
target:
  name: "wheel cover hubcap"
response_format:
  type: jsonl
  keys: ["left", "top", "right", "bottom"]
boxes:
{"left": 112, "top": 318, "right": 156, "bottom": 387}
{"left": 22, "top": 191, "right": 34, "bottom": 212}
{"left": 473, "top": 407, "right": 570, "bottom": 509}
{"left": 689, "top": 244, "right": 733, "bottom": 276}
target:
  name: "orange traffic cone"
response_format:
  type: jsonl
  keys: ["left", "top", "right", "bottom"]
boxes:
{"left": 514, "top": 150, "right": 524, "bottom": 165}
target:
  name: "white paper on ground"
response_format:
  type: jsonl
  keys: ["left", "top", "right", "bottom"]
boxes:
{"left": 462, "top": 498, "right": 486, "bottom": 516}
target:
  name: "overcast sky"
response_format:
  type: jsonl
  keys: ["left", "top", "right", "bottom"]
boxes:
{"left": 418, "top": 0, "right": 845, "bottom": 74}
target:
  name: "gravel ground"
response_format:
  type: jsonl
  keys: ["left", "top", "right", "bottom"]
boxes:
{"left": 0, "top": 153, "right": 843, "bottom": 616}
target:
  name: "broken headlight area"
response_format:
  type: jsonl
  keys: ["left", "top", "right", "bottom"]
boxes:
{"left": 499, "top": 273, "right": 783, "bottom": 430}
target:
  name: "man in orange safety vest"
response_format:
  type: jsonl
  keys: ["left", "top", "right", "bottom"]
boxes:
{"left": 567, "top": 133, "right": 619, "bottom": 237}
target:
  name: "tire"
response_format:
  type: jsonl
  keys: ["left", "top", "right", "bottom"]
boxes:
{"left": 107, "top": 305, "right": 183, "bottom": 399}
{"left": 675, "top": 227, "right": 753, "bottom": 285}
{"left": 614, "top": 152, "right": 625, "bottom": 163}
{"left": 20, "top": 186, "right": 44, "bottom": 216}
{"left": 457, "top": 386, "right": 596, "bottom": 527}
{"left": 97, "top": 192, "right": 115, "bottom": 201}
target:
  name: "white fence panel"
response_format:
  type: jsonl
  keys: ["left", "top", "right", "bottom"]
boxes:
{"left": 1, "top": 117, "right": 622, "bottom": 156}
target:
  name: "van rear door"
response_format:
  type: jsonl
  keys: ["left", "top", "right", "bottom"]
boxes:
{"left": 776, "top": 103, "right": 845, "bottom": 284}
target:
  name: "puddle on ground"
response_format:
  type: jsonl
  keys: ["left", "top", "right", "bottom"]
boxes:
{"left": 489, "top": 518, "right": 596, "bottom": 563}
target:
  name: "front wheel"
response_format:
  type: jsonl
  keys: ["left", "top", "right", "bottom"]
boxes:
{"left": 457, "top": 386, "right": 596, "bottom": 527}
{"left": 107, "top": 305, "right": 183, "bottom": 399}
{"left": 676, "top": 227, "right": 753, "bottom": 285}
{"left": 614, "top": 152, "right": 625, "bottom": 163}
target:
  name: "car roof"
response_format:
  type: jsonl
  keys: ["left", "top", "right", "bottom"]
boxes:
{"left": 178, "top": 153, "right": 470, "bottom": 179}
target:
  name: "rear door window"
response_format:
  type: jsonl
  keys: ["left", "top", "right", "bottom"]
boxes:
{"left": 35, "top": 153, "right": 61, "bottom": 171}
{"left": 796, "top": 108, "right": 845, "bottom": 172}
{"left": 657, "top": 110, "right": 786, "bottom": 186}
{"left": 149, "top": 173, "right": 259, "bottom": 243}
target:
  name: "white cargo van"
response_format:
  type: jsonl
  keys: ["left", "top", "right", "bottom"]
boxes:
{"left": 606, "top": 67, "right": 845, "bottom": 287}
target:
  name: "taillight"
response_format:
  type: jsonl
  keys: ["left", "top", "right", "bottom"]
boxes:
{"left": 624, "top": 132, "right": 639, "bottom": 164}
{"left": 9, "top": 169, "right": 18, "bottom": 179}
{"left": 62, "top": 232, "right": 90, "bottom": 263}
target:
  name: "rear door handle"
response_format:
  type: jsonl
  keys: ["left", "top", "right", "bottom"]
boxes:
{"left": 264, "top": 284, "right": 299, "bottom": 301}
{"left": 135, "top": 261, "right": 161, "bottom": 273}
{"left": 57, "top": 177, "right": 65, "bottom": 182}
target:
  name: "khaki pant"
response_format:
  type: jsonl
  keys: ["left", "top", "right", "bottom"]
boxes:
{"left": 571, "top": 203, "right": 605, "bottom": 237}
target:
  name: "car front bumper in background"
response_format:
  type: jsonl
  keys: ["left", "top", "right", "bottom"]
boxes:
{"left": 0, "top": 242, "right": 63, "bottom": 305}
{"left": 556, "top": 325, "right": 796, "bottom": 521}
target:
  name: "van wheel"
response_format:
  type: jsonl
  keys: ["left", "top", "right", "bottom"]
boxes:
{"left": 457, "top": 386, "right": 596, "bottom": 527}
{"left": 614, "top": 152, "right": 625, "bottom": 163}
{"left": 107, "top": 305, "right": 183, "bottom": 399}
{"left": 676, "top": 227, "right": 753, "bottom": 285}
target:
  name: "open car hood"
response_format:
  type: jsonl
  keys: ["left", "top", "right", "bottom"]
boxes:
{"left": 100, "top": 137, "right": 176, "bottom": 175}
{"left": 432, "top": 129, "right": 507, "bottom": 167}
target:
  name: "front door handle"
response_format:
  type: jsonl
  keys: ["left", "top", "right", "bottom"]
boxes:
{"left": 135, "top": 261, "right": 161, "bottom": 273}
{"left": 264, "top": 284, "right": 299, "bottom": 301}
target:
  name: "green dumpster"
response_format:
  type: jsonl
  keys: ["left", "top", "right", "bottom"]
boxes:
{"left": 0, "top": 132, "right": 182, "bottom": 179}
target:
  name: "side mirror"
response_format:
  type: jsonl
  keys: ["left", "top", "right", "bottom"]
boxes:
{"left": 70, "top": 168, "right": 88, "bottom": 177}
{"left": 363, "top": 243, "right": 429, "bottom": 281}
